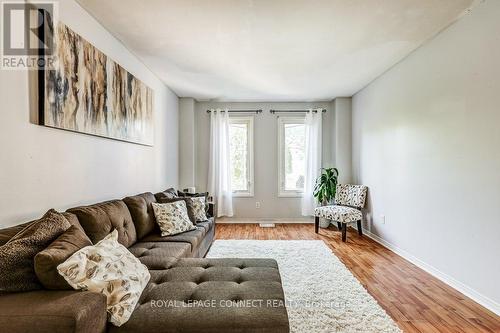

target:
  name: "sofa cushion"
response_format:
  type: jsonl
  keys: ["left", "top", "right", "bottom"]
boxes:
{"left": 141, "top": 227, "right": 206, "bottom": 255}
{"left": 68, "top": 200, "right": 137, "bottom": 247}
{"left": 62, "top": 212, "right": 85, "bottom": 232}
{"left": 196, "top": 218, "right": 214, "bottom": 234}
{"left": 0, "top": 290, "right": 107, "bottom": 333}
{"left": 109, "top": 258, "right": 289, "bottom": 333}
{"left": 195, "top": 223, "right": 215, "bottom": 258}
{"left": 128, "top": 242, "right": 191, "bottom": 269}
{"left": 34, "top": 225, "right": 93, "bottom": 290}
{"left": 0, "top": 209, "right": 71, "bottom": 292}
{"left": 123, "top": 192, "right": 158, "bottom": 239}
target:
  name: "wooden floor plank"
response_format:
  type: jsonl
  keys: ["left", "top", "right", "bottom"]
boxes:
{"left": 215, "top": 223, "right": 500, "bottom": 333}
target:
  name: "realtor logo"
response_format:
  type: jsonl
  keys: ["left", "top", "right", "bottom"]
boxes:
{"left": 1, "top": 1, "right": 56, "bottom": 69}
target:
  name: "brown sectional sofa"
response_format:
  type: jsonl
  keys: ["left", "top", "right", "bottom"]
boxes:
{"left": 0, "top": 191, "right": 289, "bottom": 333}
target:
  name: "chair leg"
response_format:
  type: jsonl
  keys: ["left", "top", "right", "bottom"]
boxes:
{"left": 341, "top": 223, "right": 347, "bottom": 242}
{"left": 357, "top": 220, "right": 363, "bottom": 236}
{"left": 337, "top": 222, "right": 342, "bottom": 231}
{"left": 314, "top": 216, "right": 319, "bottom": 233}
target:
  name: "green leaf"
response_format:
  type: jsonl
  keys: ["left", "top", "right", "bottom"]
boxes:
{"left": 312, "top": 167, "right": 340, "bottom": 203}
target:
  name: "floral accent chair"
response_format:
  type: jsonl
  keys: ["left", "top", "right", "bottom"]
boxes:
{"left": 314, "top": 184, "right": 368, "bottom": 242}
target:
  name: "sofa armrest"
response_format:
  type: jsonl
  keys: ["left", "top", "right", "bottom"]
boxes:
{"left": 0, "top": 290, "right": 107, "bottom": 333}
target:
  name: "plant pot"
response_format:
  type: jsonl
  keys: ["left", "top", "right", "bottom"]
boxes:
{"left": 319, "top": 218, "right": 331, "bottom": 229}
{"left": 318, "top": 199, "right": 335, "bottom": 228}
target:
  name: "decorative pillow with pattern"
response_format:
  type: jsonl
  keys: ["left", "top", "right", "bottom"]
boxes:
{"left": 177, "top": 191, "right": 210, "bottom": 214}
{"left": 190, "top": 197, "right": 208, "bottom": 222}
{"left": 57, "top": 230, "right": 150, "bottom": 327}
{"left": 0, "top": 209, "right": 71, "bottom": 292}
{"left": 151, "top": 201, "right": 196, "bottom": 236}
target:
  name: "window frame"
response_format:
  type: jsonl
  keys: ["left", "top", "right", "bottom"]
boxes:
{"left": 228, "top": 116, "right": 254, "bottom": 197}
{"left": 277, "top": 116, "right": 306, "bottom": 197}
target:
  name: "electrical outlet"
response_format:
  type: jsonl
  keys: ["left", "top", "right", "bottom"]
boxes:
{"left": 381, "top": 214, "right": 386, "bottom": 224}
{"left": 255, "top": 202, "right": 261, "bottom": 209}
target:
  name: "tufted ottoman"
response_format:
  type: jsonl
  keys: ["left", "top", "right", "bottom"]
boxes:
{"left": 109, "top": 258, "right": 289, "bottom": 333}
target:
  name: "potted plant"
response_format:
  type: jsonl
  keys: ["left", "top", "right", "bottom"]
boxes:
{"left": 313, "top": 168, "right": 339, "bottom": 228}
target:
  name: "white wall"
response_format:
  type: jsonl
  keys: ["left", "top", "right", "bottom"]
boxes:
{"left": 352, "top": 0, "right": 500, "bottom": 313}
{"left": 333, "top": 98, "right": 352, "bottom": 184}
{"left": 0, "top": 0, "right": 179, "bottom": 227}
{"left": 181, "top": 101, "right": 336, "bottom": 219}
{"left": 179, "top": 98, "right": 196, "bottom": 189}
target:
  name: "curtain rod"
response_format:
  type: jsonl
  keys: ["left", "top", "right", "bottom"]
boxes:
{"left": 269, "top": 109, "right": 327, "bottom": 114}
{"left": 206, "top": 109, "right": 263, "bottom": 114}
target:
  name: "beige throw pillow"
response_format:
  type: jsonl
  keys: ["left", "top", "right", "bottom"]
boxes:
{"left": 152, "top": 201, "right": 196, "bottom": 236}
{"left": 157, "top": 197, "right": 208, "bottom": 224}
{"left": 57, "top": 230, "right": 150, "bottom": 327}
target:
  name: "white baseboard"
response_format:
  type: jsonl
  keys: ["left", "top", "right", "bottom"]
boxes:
{"left": 217, "top": 217, "right": 313, "bottom": 224}
{"left": 361, "top": 229, "right": 500, "bottom": 316}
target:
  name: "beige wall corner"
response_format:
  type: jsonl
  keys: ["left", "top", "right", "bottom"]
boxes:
{"left": 333, "top": 97, "right": 352, "bottom": 184}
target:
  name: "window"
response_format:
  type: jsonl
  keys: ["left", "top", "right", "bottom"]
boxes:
{"left": 278, "top": 117, "right": 306, "bottom": 197}
{"left": 229, "top": 116, "right": 254, "bottom": 196}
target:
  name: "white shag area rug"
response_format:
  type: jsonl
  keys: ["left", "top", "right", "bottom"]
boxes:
{"left": 207, "top": 240, "right": 401, "bottom": 333}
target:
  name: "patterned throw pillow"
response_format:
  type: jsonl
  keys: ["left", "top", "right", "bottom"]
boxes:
{"left": 190, "top": 197, "right": 208, "bottom": 222}
{"left": 57, "top": 230, "right": 150, "bottom": 327}
{"left": 177, "top": 191, "right": 210, "bottom": 214}
{"left": 151, "top": 201, "right": 196, "bottom": 236}
{"left": 0, "top": 209, "right": 71, "bottom": 292}
{"left": 157, "top": 197, "right": 208, "bottom": 224}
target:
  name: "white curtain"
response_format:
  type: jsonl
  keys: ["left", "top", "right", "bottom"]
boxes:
{"left": 301, "top": 109, "right": 323, "bottom": 216}
{"left": 207, "top": 109, "right": 234, "bottom": 217}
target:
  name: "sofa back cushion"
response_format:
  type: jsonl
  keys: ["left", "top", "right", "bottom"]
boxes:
{"left": 68, "top": 200, "right": 137, "bottom": 247}
{"left": 61, "top": 212, "right": 85, "bottom": 232}
{"left": 123, "top": 192, "right": 158, "bottom": 239}
{"left": 34, "top": 225, "right": 93, "bottom": 290}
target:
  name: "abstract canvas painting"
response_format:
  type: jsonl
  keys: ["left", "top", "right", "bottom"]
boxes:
{"left": 39, "top": 20, "right": 154, "bottom": 145}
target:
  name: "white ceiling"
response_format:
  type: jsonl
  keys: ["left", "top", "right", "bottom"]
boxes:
{"left": 77, "top": 0, "right": 478, "bottom": 102}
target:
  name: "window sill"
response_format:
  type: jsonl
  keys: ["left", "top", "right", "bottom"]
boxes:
{"left": 278, "top": 192, "right": 303, "bottom": 198}
{"left": 232, "top": 192, "right": 254, "bottom": 198}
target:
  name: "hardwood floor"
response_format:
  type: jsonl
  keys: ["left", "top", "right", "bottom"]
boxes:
{"left": 215, "top": 223, "right": 500, "bottom": 333}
